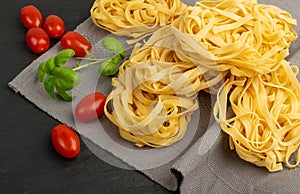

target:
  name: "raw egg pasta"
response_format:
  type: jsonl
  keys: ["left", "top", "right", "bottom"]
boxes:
{"left": 170, "top": 0, "right": 300, "bottom": 171}
{"left": 104, "top": 26, "right": 220, "bottom": 147}
{"left": 93, "top": 0, "right": 300, "bottom": 171}
{"left": 214, "top": 60, "right": 300, "bottom": 172}
{"left": 105, "top": 61, "right": 199, "bottom": 147}
{"left": 90, "top": 0, "right": 187, "bottom": 40}
{"left": 171, "top": 0, "right": 297, "bottom": 77}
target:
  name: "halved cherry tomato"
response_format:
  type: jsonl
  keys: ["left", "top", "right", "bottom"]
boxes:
{"left": 60, "top": 31, "right": 92, "bottom": 57}
{"left": 75, "top": 92, "right": 106, "bottom": 122}
{"left": 25, "top": 27, "right": 50, "bottom": 54}
{"left": 20, "top": 5, "right": 43, "bottom": 29}
{"left": 51, "top": 124, "right": 80, "bottom": 158}
{"left": 43, "top": 15, "right": 65, "bottom": 39}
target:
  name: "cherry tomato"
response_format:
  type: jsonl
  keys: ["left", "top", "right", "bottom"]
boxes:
{"left": 60, "top": 31, "right": 92, "bottom": 57}
{"left": 51, "top": 124, "right": 80, "bottom": 158}
{"left": 25, "top": 27, "right": 50, "bottom": 54}
{"left": 75, "top": 92, "right": 106, "bottom": 122}
{"left": 43, "top": 15, "right": 65, "bottom": 39}
{"left": 20, "top": 5, "right": 43, "bottom": 29}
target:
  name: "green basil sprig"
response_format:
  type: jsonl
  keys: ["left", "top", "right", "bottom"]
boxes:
{"left": 38, "top": 37, "right": 126, "bottom": 101}
{"left": 38, "top": 49, "right": 82, "bottom": 101}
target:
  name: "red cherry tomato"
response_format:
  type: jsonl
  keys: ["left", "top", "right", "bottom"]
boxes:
{"left": 60, "top": 31, "right": 92, "bottom": 57}
{"left": 75, "top": 92, "right": 106, "bottom": 122}
{"left": 43, "top": 15, "right": 65, "bottom": 39}
{"left": 25, "top": 27, "right": 50, "bottom": 54}
{"left": 51, "top": 124, "right": 80, "bottom": 158}
{"left": 20, "top": 5, "right": 43, "bottom": 29}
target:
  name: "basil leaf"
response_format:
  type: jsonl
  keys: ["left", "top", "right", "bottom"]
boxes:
{"left": 102, "top": 37, "right": 125, "bottom": 55}
{"left": 56, "top": 88, "right": 73, "bottom": 101}
{"left": 53, "top": 67, "right": 82, "bottom": 91}
{"left": 37, "top": 48, "right": 83, "bottom": 101}
{"left": 99, "top": 59, "right": 118, "bottom": 76}
{"left": 44, "top": 76, "right": 56, "bottom": 99}
{"left": 54, "top": 49, "right": 75, "bottom": 67}
{"left": 45, "top": 56, "right": 56, "bottom": 75}
{"left": 38, "top": 62, "right": 46, "bottom": 82}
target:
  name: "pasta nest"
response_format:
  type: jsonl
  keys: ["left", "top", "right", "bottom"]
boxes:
{"left": 90, "top": 0, "right": 187, "bottom": 39}
{"left": 104, "top": 26, "right": 218, "bottom": 147}
{"left": 214, "top": 61, "right": 300, "bottom": 172}
{"left": 171, "top": 0, "right": 298, "bottom": 77}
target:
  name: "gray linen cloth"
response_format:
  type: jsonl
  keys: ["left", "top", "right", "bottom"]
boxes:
{"left": 9, "top": 0, "right": 300, "bottom": 193}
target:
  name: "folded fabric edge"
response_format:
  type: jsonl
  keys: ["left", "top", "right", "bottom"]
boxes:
{"left": 82, "top": 138, "right": 182, "bottom": 192}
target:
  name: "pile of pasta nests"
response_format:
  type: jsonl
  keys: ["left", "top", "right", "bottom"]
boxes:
{"left": 90, "top": 0, "right": 300, "bottom": 172}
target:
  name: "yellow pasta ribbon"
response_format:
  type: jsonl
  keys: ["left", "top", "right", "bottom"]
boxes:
{"left": 171, "top": 0, "right": 297, "bottom": 77}
{"left": 214, "top": 61, "right": 300, "bottom": 172}
{"left": 104, "top": 26, "right": 221, "bottom": 147}
{"left": 90, "top": 0, "right": 187, "bottom": 40}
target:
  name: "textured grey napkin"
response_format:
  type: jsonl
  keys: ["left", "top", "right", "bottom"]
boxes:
{"left": 8, "top": 0, "right": 300, "bottom": 193}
